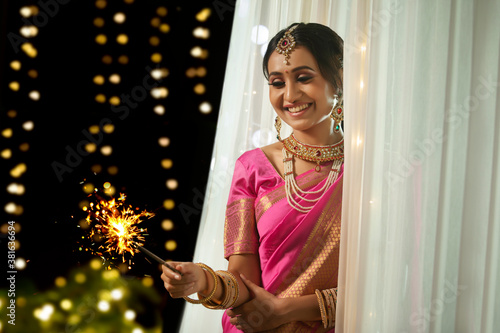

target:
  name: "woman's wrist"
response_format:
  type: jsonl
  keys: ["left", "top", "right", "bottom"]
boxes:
{"left": 280, "top": 295, "right": 322, "bottom": 324}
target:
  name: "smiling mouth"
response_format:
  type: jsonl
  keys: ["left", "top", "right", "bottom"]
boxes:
{"left": 286, "top": 103, "right": 311, "bottom": 113}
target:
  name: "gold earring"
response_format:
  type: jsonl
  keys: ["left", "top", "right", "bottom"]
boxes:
{"left": 275, "top": 116, "right": 283, "bottom": 142}
{"left": 330, "top": 94, "right": 343, "bottom": 133}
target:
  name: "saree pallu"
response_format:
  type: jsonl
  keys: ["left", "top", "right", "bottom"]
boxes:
{"left": 222, "top": 149, "right": 342, "bottom": 333}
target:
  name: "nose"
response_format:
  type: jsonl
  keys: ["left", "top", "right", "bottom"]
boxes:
{"left": 285, "top": 81, "right": 301, "bottom": 103}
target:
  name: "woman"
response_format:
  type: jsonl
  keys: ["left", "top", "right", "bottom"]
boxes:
{"left": 162, "top": 22, "right": 344, "bottom": 332}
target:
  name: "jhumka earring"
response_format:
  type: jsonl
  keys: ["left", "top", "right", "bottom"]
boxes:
{"left": 276, "top": 25, "right": 298, "bottom": 65}
{"left": 275, "top": 116, "right": 283, "bottom": 142}
{"left": 330, "top": 93, "right": 344, "bottom": 133}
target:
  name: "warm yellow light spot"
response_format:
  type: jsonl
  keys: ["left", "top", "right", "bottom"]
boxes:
{"left": 75, "top": 273, "right": 86, "bottom": 284}
{"left": 79, "top": 200, "right": 89, "bottom": 210}
{"left": 10, "top": 60, "right": 21, "bottom": 70}
{"left": 7, "top": 183, "right": 25, "bottom": 195}
{"left": 196, "top": 8, "right": 211, "bottom": 22}
{"left": 162, "top": 219, "right": 174, "bottom": 231}
{"left": 153, "top": 105, "right": 165, "bottom": 115}
{"left": 2, "top": 128, "right": 13, "bottom": 138}
{"left": 55, "top": 276, "right": 67, "bottom": 287}
{"left": 124, "top": 0, "right": 134, "bottom": 3}
{"left": 19, "top": 143, "right": 29, "bottom": 152}
{"left": 9, "top": 81, "right": 20, "bottom": 91}
{"left": 7, "top": 110, "right": 17, "bottom": 118}
{"left": 93, "top": 17, "right": 105, "bottom": 27}
{"left": 10, "top": 163, "right": 27, "bottom": 178}
{"left": 118, "top": 55, "right": 129, "bottom": 64}
{"left": 103, "top": 123, "right": 114, "bottom": 133}
{"left": 109, "top": 74, "right": 121, "bottom": 84}
{"left": 29, "top": 90, "right": 40, "bottom": 101}
{"left": 95, "top": 0, "right": 107, "bottom": 9}
{"left": 193, "top": 27, "right": 210, "bottom": 39}
{"left": 116, "top": 34, "right": 128, "bottom": 44}
{"left": 83, "top": 183, "right": 95, "bottom": 194}
{"left": 142, "top": 276, "right": 154, "bottom": 287}
{"left": 190, "top": 47, "right": 208, "bottom": 59}
{"left": 22, "top": 121, "right": 34, "bottom": 131}
{"left": 91, "top": 164, "right": 102, "bottom": 173}
{"left": 102, "top": 55, "right": 112, "bottom": 64}
{"left": 95, "top": 94, "right": 106, "bottom": 103}
{"left": 163, "top": 199, "right": 175, "bottom": 210}
{"left": 60, "top": 299, "right": 72, "bottom": 311}
{"left": 98, "top": 289, "right": 111, "bottom": 301}
{"left": 103, "top": 182, "right": 111, "bottom": 189}
{"left": 166, "top": 179, "right": 178, "bottom": 190}
{"left": 15, "top": 257, "right": 27, "bottom": 270}
{"left": 1, "top": 149, "right": 12, "bottom": 159}
{"left": 151, "top": 87, "right": 168, "bottom": 99}
{"left": 101, "top": 146, "right": 112, "bottom": 155}
{"left": 109, "top": 96, "right": 120, "bottom": 105}
{"left": 158, "top": 137, "right": 170, "bottom": 147}
{"left": 102, "top": 269, "right": 119, "bottom": 280}
{"left": 194, "top": 83, "right": 206, "bottom": 94}
{"left": 114, "top": 12, "right": 126, "bottom": 24}
{"left": 357, "top": 136, "right": 363, "bottom": 146}
{"left": 21, "top": 42, "right": 37, "bottom": 57}
{"left": 165, "top": 240, "right": 177, "bottom": 251}
{"left": 90, "top": 258, "right": 102, "bottom": 270}
{"left": 199, "top": 102, "right": 212, "bottom": 114}
{"left": 124, "top": 309, "right": 136, "bottom": 320}
{"left": 34, "top": 304, "right": 55, "bottom": 322}
{"left": 150, "top": 68, "right": 169, "bottom": 80}
{"left": 18, "top": 297, "right": 27, "bottom": 306}
{"left": 97, "top": 300, "right": 110, "bottom": 312}
{"left": 149, "top": 36, "right": 160, "bottom": 46}
{"left": 93, "top": 75, "right": 105, "bottom": 85}
{"left": 161, "top": 159, "right": 173, "bottom": 169}
{"left": 95, "top": 34, "right": 107, "bottom": 45}
{"left": 67, "top": 314, "right": 81, "bottom": 325}
{"left": 159, "top": 23, "right": 170, "bottom": 33}
{"left": 157, "top": 6, "right": 167, "bottom": 16}
{"left": 186, "top": 67, "right": 196, "bottom": 78}
{"left": 197, "top": 67, "right": 207, "bottom": 77}
{"left": 104, "top": 185, "right": 116, "bottom": 196}
{"left": 150, "top": 17, "right": 161, "bottom": 27}
{"left": 108, "top": 165, "right": 118, "bottom": 175}
{"left": 27, "top": 69, "right": 38, "bottom": 78}
{"left": 360, "top": 80, "right": 364, "bottom": 89}
{"left": 20, "top": 6, "right": 39, "bottom": 17}
{"left": 20, "top": 25, "right": 38, "bottom": 37}
{"left": 150, "top": 53, "right": 162, "bottom": 63}
{"left": 111, "top": 288, "right": 123, "bottom": 300}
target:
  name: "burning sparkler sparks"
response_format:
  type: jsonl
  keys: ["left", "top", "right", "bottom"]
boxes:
{"left": 81, "top": 191, "right": 155, "bottom": 269}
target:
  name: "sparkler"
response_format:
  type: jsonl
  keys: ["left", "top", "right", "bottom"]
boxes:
{"left": 81, "top": 191, "right": 182, "bottom": 275}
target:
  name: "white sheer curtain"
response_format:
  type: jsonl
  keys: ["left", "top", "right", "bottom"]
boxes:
{"left": 179, "top": 0, "right": 500, "bottom": 332}
{"left": 337, "top": 0, "right": 500, "bottom": 332}
{"left": 179, "top": 0, "right": 348, "bottom": 331}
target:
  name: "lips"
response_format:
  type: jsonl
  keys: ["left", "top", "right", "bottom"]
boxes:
{"left": 285, "top": 103, "right": 311, "bottom": 113}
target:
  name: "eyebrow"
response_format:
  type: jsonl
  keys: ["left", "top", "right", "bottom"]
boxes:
{"left": 269, "top": 66, "right": 316, "bottom": 77}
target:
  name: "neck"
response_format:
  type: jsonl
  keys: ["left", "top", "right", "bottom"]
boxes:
{"left": 292, "top": 122, "right": 344, "bottom": 146}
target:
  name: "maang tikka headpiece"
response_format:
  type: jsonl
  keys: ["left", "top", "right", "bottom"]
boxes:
{"left": 276, "top": 25, "right": 298, "bottom": 65}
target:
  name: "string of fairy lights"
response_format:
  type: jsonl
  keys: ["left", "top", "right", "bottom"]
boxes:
{"left": 1, "top": 1, "right": 223, "bottom": 331}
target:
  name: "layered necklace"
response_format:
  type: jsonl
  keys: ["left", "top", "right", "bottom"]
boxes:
{"left": 282, "top": 134, "right": 344, "bottom": 213}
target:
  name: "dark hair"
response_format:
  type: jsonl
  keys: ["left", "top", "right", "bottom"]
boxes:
{"left": 263, "top": 22, "right": 344, "bottom": 91}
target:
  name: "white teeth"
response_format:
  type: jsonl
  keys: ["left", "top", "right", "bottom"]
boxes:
{"left": 288, "top": 104, "right": 309, "bottom": 112}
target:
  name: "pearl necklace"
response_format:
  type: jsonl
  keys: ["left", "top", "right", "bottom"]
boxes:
{"left": 282, "top": 134, "right": 344, "bottom": 213}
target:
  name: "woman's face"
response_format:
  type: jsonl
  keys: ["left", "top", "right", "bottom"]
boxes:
{"left": 267, "top": 46, "right": 336, "bottom": 135}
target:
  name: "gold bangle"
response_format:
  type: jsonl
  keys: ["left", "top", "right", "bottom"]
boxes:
{"left": 183, "top": 263, "right": 218, "bottom": 304}
{"left": 203, "top": 270, "right": 240, "bottom": 309}
{"left": 315, "top": 289, "right": 328, "bottom": 328}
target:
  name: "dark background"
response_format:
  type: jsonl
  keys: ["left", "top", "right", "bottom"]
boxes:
{"left": 0, "top": 0, "right": 235, "bottom": 331}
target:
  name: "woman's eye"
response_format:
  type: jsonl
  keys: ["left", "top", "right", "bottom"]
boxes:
{"left": 297, "top": 76, "right": 312, "bottom": 82}
{"left": 269, "top": 81, "right": 285, "bottom": 87}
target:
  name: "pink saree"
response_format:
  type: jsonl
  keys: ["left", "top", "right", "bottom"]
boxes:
{"left": 222, "top": 148, "right": 342, "bottom": 332}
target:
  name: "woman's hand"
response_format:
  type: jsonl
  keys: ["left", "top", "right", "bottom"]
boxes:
{"left": 227, "top": 274, "right": 286, "bottom": 332}
{"left": 160, "top": 262, "right": 208, "bottom": 298}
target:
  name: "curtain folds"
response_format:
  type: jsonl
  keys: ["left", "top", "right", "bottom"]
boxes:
{"left": 179, "top": 0, "right": 500, "bottom": 332}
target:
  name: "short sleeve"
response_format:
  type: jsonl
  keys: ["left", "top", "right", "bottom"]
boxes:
{"left": 223, "top": 158, "right": 259, "bottom": 259}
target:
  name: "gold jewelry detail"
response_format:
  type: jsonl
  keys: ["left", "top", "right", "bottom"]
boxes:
{"left": 276, "top": 25, "right": 298, "bottom": 65}
{"left": 282, "top": 134, "right": 343, "bottom": 213}
{"left": 203, "top": 270, "right": 239, "bottom": 309}
{"left": 275, "top": 116, "right": 283, "bottom": 142}
{"left": 330, "top": 94, "right": 344, "bottom": 133}
{"left": 183, "top": 263, "right": 218, "bottom": 304}
{"left": 322, "top": 289, "right": 336, "bottom": 328}
{"left": 315, "top": 289, "right": 328, "bottom": 328}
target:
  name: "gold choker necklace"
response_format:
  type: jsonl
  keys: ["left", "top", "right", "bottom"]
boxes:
{"left": 283, "top": 134, "right": 344, "bottom": 171}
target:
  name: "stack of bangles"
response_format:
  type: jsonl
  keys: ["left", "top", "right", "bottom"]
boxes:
{"left": 315, "top": 288, "right": 338, "bottom": 329}
{"left": 182, "top": 263, "right": 239, "bottom": 309}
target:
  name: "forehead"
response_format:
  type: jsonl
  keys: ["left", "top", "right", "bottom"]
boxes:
{"left": 268, "top": 46, "right": 319, "bottom": 73}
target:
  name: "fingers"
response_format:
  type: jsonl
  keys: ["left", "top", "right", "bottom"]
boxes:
{"left": 160, "top": 262, "right": 197, "bottom": 298}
